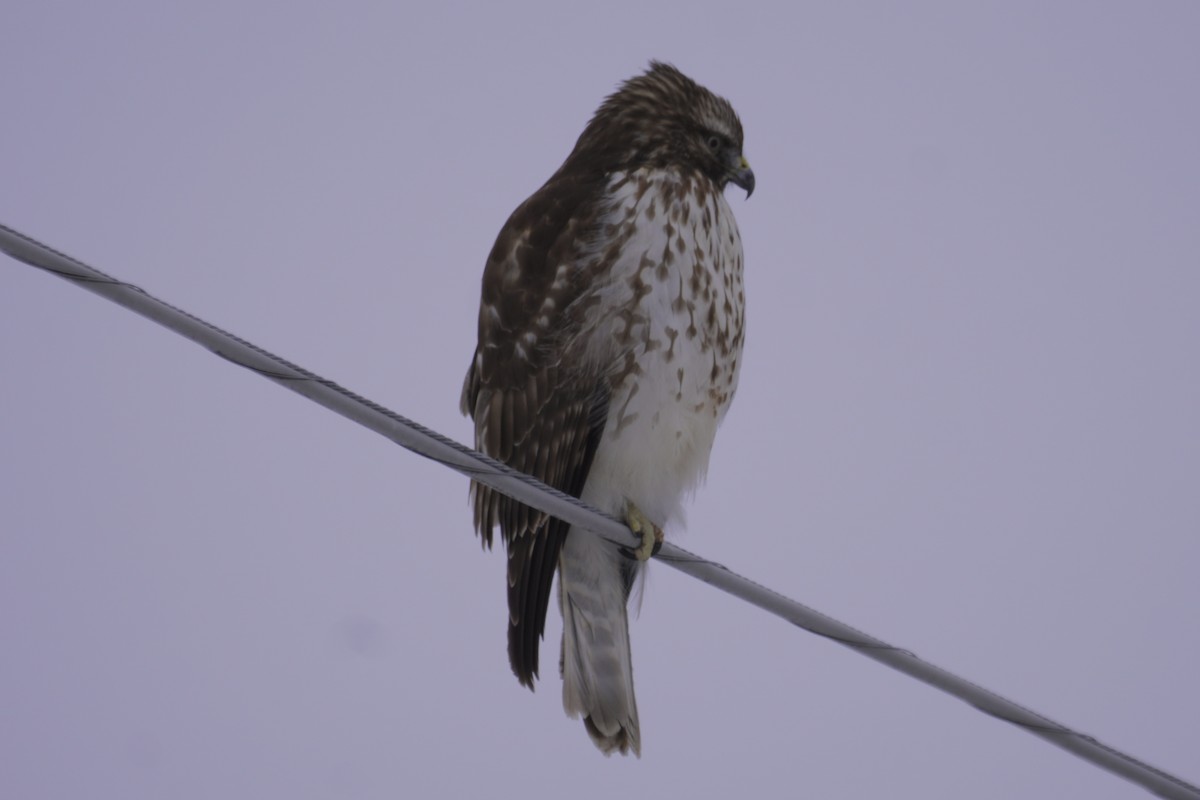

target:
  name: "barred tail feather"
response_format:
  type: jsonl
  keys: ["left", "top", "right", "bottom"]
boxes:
{"left": 559, "top": 530, "right": 641, "bottom": 757}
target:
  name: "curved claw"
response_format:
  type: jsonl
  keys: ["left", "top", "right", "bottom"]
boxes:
{"left": 624, "top": 502, "right": 664, "bottom": 562}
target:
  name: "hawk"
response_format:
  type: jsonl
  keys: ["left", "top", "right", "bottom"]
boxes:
{"left": 461, "top": 62, "right": 752, "bottom": 756}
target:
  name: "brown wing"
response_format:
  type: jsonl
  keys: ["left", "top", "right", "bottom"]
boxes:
{"left": 461, "top": 169, "right": 611, "bottom": 688}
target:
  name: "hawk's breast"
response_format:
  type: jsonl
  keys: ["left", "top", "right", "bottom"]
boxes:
{"left": 570, "top": 168, "right": 746, "bottom": 524}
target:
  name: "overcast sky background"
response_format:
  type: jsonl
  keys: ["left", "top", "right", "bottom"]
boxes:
{"left": 2, "top": 2, "right": 1197, "bottom": 798}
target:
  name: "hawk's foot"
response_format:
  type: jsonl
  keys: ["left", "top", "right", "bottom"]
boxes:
{"left": 624, "top": 502, "right": 664, "bottom": 561}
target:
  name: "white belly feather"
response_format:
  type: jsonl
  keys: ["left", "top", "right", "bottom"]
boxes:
{"left": 572, "top": 168, "right": 746, "bottom": 528}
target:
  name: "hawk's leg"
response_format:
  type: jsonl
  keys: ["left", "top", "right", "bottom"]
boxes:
{"left": 624, "top": 502, "right": 664, "bottom": 561}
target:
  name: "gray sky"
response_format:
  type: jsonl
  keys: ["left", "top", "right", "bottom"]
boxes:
{"left": 2, "top": 2, "right": 1197, "bottom": 798}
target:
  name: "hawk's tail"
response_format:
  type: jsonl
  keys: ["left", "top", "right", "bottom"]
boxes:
{"left": 559, "top": 529, "right": 641, "bottom": 757}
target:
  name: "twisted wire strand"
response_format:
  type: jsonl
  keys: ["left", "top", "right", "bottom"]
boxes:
{"left": 2, "top": 222, "right": 1195, "bottom": 800}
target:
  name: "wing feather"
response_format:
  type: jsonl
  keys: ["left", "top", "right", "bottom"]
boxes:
{"left": 461, "top": 170, "right": 611, "bottom": 687}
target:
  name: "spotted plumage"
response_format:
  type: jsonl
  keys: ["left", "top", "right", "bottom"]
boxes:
{"left": 461, "top": 62, "right": 752, "bottom": 756}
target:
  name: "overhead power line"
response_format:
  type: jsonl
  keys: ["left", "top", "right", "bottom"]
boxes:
{"left": 2, "top": 221, "right": 1196, "bottom": 799}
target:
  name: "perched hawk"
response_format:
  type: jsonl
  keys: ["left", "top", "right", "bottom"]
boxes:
{"left": 461, "top": 62, "right": 752, "bottom": 756}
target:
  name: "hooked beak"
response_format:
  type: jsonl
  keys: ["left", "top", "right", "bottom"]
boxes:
{"left": 728, "top": 153, "right": 755, "bottom": 198}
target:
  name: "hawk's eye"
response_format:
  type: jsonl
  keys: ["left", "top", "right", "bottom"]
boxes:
{"left": 706, "top": 135, "right": 722, "bottom": 151}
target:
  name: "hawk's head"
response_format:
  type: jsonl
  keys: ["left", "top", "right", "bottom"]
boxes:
{"left": 573, "top": 61, "right": 754, "bottom": 197}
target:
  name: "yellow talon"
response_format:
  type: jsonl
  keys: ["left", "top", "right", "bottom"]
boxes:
{"left": 625, "top": 502, "right": 664, "bottom": 561}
